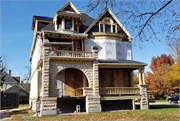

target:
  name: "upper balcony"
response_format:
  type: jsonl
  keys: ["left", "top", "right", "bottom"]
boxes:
{"left": 49, "top": 49, "right": 94, "bottom": 61}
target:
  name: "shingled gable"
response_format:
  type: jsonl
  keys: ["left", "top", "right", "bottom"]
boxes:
{"left": 57, "top": 1, "right": 81, "bottom": 14}
{"left": 83, "top": 8, "right": 133, "bottom": 40}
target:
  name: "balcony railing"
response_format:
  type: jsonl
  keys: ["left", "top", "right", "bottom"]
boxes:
{"left": 99, "top": 87, "right": 140, "bottom": 95}
{"left": 49, "top": 50, "right": 93, "bottom": 58}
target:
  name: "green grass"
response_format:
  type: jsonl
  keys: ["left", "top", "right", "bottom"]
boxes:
{"left": 8, "top": 105, "right": 179, "bottom": 121}
{"left": 19, "top": 104, "right": 29, "bottom": 108}
{"left": 154, "top": 99, "right": 168, "bottom": 102}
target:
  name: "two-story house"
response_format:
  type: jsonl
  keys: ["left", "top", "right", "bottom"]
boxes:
{"left": 1, "top": 70, "right": 20, "bottom": 91}
{"left": 29, "top": 2, "right": 149, "bottom": 116}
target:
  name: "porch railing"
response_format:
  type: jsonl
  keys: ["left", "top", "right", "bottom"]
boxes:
{"left": 99, "top": 87, "right": 140, "bottom": 95}
{"left": 49, "top": 50, "right": 93, "bottom": 58}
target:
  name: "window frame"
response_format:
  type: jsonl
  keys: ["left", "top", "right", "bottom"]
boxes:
{"left": 65, "top": 19, "right": 72, "bottom": 30}
{"left": 99, "top": 17, "right": 117, "bottom": 33}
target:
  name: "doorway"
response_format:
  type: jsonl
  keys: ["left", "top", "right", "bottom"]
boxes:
{"left": 65, "top": 68, "right": 83, "bottom": 96}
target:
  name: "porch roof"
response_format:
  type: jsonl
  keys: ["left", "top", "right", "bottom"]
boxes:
{"left": 98, "top": 59, "right": 147, "bottom": 69}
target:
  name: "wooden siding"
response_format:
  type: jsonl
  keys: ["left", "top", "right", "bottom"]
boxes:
{"left": 99, "top": 68, "right": 131, "bottom": 87}
{"left": 65, "top": 71, "right": 75, "bottom": 96}
{"left": 65, "top": 69, "right": 83, "bottom": 96}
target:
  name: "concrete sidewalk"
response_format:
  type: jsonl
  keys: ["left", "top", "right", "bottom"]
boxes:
{"left": 135, "top": 102, "right": 180, "bottom": 106}
{"left": 0, "top": 106, "right": 30, "bottom": 120}
{"left": 0, "top": 107, "right": 30, "bottom": 113}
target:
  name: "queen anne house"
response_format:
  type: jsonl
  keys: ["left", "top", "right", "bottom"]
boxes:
{"left": 29, "top": 2, "right": 149, "bottom": 116}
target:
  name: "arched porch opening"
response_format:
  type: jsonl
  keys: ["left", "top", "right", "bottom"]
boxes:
{"left": 53, "top": 68, "right": 89, "bottom": 97}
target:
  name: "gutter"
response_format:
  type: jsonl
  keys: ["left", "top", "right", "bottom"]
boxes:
{"left": 98, "top": 63, "right": 148, "bottom": 66}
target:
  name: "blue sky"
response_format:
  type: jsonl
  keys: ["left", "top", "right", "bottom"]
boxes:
{"left": 1, "top": 1, "right": 171, "bottom": 81}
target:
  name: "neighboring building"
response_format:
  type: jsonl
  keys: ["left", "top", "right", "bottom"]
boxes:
{"left": 1, "top": 70, "right": 20, "bottom": 91}
{"left": 4, "top": 84, "right": 29, "bottom": 97}
{"left": 29, "top": 2, "right": 149, "bottom": 116}
{"left": 20, "top": 81, "right": 30, "bottom": 92}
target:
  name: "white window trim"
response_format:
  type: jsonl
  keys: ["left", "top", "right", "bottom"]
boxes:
{"left": 99, "top": 17, "right": 117, "bottom": 33}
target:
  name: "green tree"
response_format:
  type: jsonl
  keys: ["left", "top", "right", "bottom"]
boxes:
{"left": 0, "top": 56, "right": 8, "bottom": 86}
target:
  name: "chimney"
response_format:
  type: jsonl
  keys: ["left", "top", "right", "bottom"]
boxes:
{"left": 9, "top": 70, "right": 11, "bottom": 76}
{"left": 21, "top": 81, "right": 23, "bottom": 84}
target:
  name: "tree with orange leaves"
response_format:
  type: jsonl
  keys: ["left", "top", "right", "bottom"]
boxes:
{"left": 146, "top": 54, "right": 175, "bottom": 96}
{"left": 133, "top": 72, "right": 139, "bottom": 87}
{"left": 149, "top": 54, "right": 174, "bottom": 73}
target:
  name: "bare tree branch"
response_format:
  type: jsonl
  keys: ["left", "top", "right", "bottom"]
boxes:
{"left": 84, "top": 0, "right": 179, "bottom": 47}
{"left": 136, "top": 0, "right": 173, "bottom": 39}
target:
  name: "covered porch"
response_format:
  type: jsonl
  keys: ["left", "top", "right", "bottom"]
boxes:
{"left": 97, "top": 59, "right": 149, "bottom": 110}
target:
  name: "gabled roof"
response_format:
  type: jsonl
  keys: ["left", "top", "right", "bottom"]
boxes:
{"left": 84, "top": 8, "right": 133, "bottom": 39}
{"left": 0, "top": 74, "right": 20, "bottom": 83}
{"left": 57, "top": 1, "right": 81, "bottom": 14}
{"left": 4, "top": 84, "right": 28, "bottom": 94}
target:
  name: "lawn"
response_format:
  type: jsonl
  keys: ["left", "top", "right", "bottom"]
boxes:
{"left": 7, "top": 105, "right": 179, "bottom": 121}
{"left": 19, "top": 104, "right": 29, "bottom": 107}
{"left": 154, "top": 99, "right": 168, "bottom": 102}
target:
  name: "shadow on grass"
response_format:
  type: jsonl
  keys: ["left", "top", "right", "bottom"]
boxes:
{"left": 136, "top": 105, "right": 179, "bottom": 109}
{"left": 149, "top": 105, "right": 179, "bottom": 109}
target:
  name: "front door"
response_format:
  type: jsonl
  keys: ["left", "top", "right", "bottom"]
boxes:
{"left": 65, "top": 68, "right": 83, "bottom": 96}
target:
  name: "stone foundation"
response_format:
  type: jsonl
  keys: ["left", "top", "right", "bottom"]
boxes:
{"left": 140, "top": 84, "right": 149, "bottom": 109}
{"left": 39, "top": 97, "right": 57, "bottom": 116}
{"left": 86, "top": 96, "right": 102, "bottom": 113}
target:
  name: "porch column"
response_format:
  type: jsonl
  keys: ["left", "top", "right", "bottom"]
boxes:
{"left": 40, "top": 39, "right": 57, "bottom": 116}
{"left": 91, "top": 43, "right": 99, "bottom": 96}
{"left": 138, "top": 68, "right": 142, "bottom": 85}
{"left": 142, "top": 67, "right": 146, "bottom": 84}
{"left": 140, "top": 84, "right": 149, "bottom": 109}
{"left": 86, "top": 43, "right": 101, "bottom": 113}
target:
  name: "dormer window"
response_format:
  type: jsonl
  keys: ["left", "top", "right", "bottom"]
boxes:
{"left": 99, "top": 17, "right": 117, "bottom": 33}
{"left": 105, "top": 25, "right": 111, "bottom": 32}
{"left": 65, "top": 19, "right": 72, "bottom": 29}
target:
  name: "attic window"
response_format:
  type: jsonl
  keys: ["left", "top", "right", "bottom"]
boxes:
{"left": 99, "top": 17, "right": 117, "bottom": 33}
{"left": 65, "top": 20, "right": 72, "bottom": 29}
{"left": 105, "top": 25, "right": 111, "bottom": 32}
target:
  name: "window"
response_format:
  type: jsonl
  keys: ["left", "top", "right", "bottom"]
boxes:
{"left": 10, "top": 83, "right": 13, "bottom": 86}
{"left": 57, "top": 19, "right": 62, "bottom": 30}
{"left": 5, "top": 84, "right": 8, "bottom": 90}
{"left": 65, "top": 20, "right": 72, "bottom": 29}
{"left": 99, "top": 17, "right": 117, "bottom": 33}
{"left": 105, "top": 25, "right": 111, "bottom": 32}
{"left": 113, "top": 25, "right": 116, "bottom": 33}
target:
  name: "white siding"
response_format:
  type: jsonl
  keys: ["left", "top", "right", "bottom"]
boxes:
{"left": 31, "top": 37, "right": 42, "bottom": 74}
{"left": 30, "top": 71, "right": 38, "bottom": 99}
{"left": 86, "top": 39, "right": 132, "bottom": 60}
{"left": 30, "top": 37, "right": 43, "bottom": 99}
